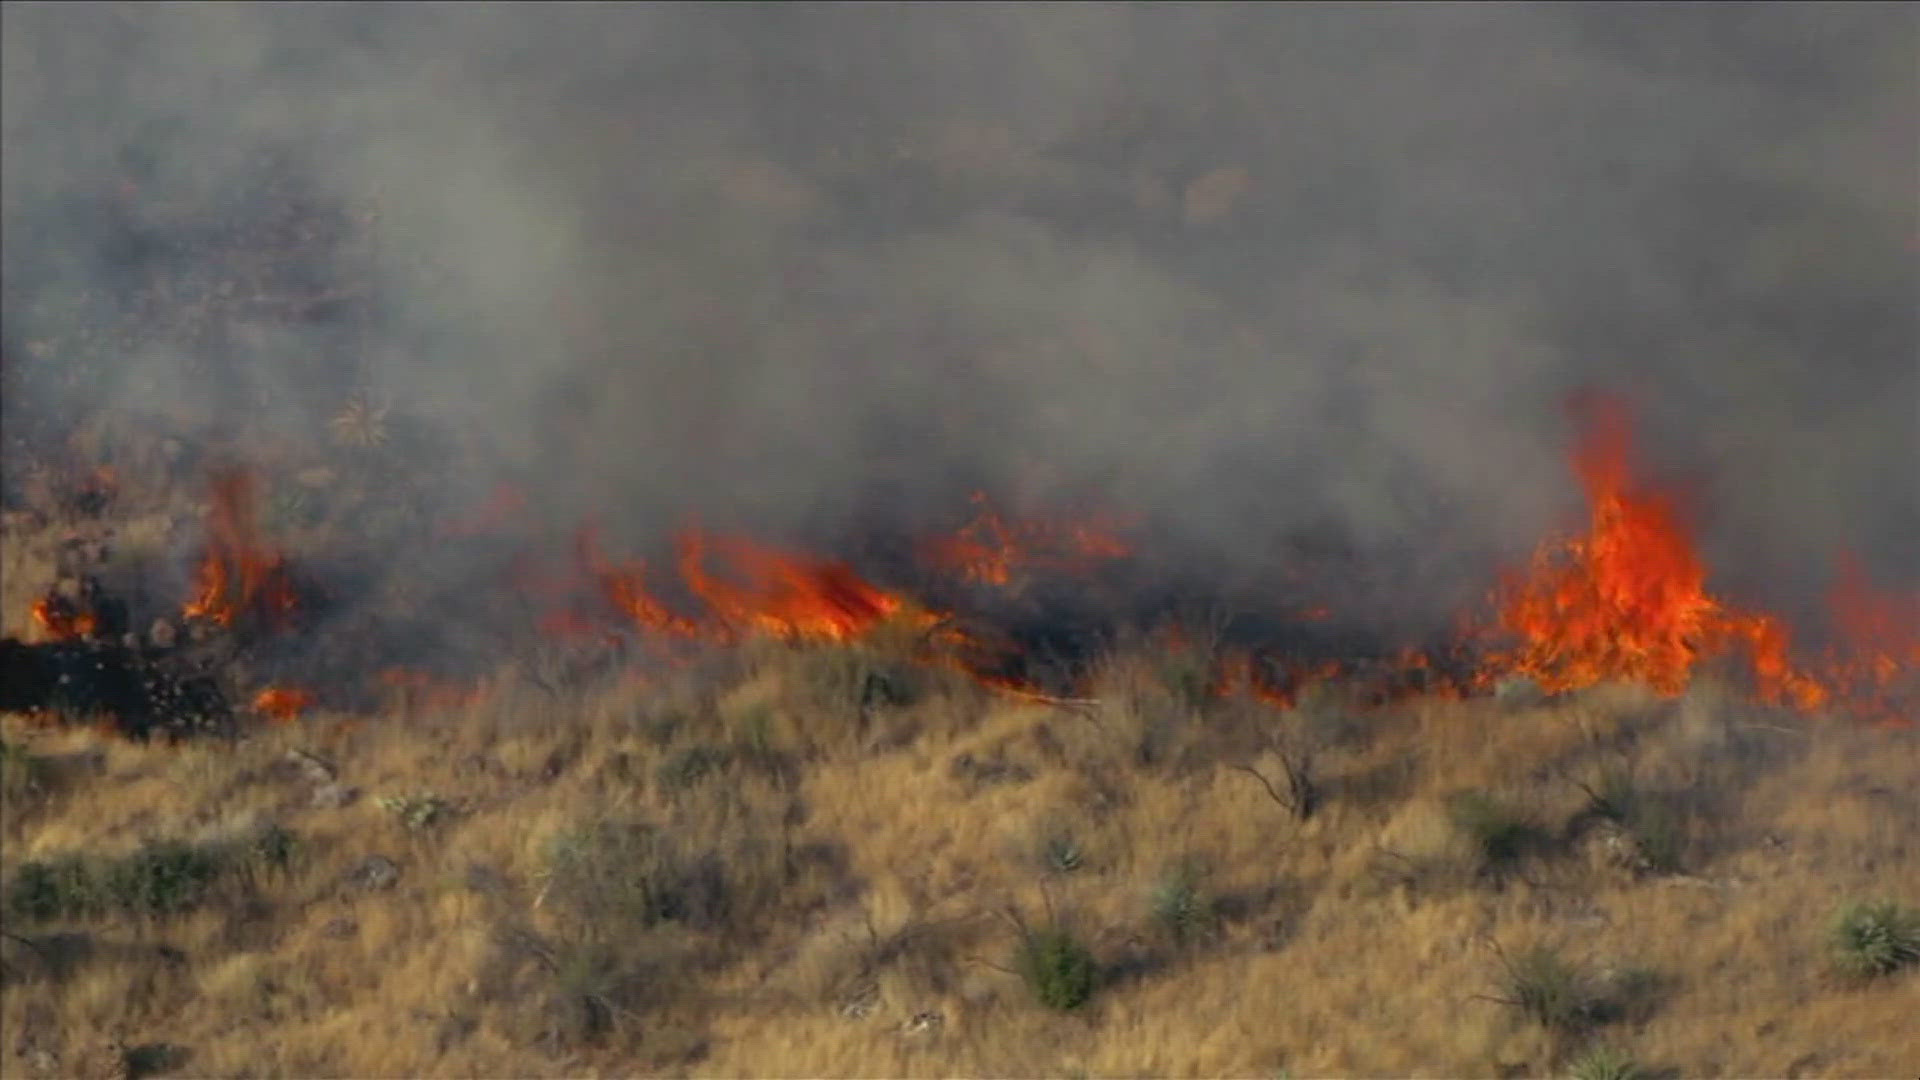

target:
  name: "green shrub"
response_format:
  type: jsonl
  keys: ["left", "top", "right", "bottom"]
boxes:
{"left": 1040, "top": 831, "right": 1085, "bottom": 875}
{"left": 1447, "top": 791, "right": 1547, "bottom": 872}
{"left": 1829, "top": 899, "right": 1920, "bottom": 978}
{"left": 1567, "top": 1044, "right": 1647, "bottom": 1080}
{"left": 5, "top": 855, "right": 102, "bottom": 921}
{"left": 1581, "top": 769, "right": 1685, "bottom": 874}
{"left": 101, "top": 840, "right": 221, "bottom": 917}
{"left": 1151, "top": 861, "right": 1216, "bottom": 948}
{"left": 1015, "top": 925, "right": 1097, "bottom": 1011}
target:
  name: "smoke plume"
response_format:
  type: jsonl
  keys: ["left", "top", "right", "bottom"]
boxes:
{"left": 4, "top": 3, "right": 1914, "bottom": 639}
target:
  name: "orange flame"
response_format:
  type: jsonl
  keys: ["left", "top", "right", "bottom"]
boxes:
{"left": 183, "top": 470, "right": 301, "bottom": 630}
{"left": 1480, "top": 398, "right": 1826, "bottom": 707}
{"left": 679, "top": 531, "right": 916, "bottom": 643}
{"left": 31, "top": 595, "right": 98, "bottom": 641}
{"left": 252, "top": 686, "right": 315, "bottom": 721}
{"left": 921, "top": 491, "right": 1132, "bottom": 587}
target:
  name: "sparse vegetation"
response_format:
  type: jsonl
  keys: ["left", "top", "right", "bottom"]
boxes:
{"left": 379, "top": 791, "right": 454, "bottom": 831}
{"left": 1447, "top": 790, "right": 1548, "bottom": 874}
{"left": 1492, "top": 943, "right": 1599, "bottom": 1032}
{"left": 1828, "top": 899, "right": 1920, "bottom": 979}
{"left": 1151, "top": 860, "right": 1216, "bottom": 949}
{"left": 4, "top": 826, "right": 295, "bottom": 923}
{"left": 1014, "top": 922, "right": 1097, "bottom": 1011}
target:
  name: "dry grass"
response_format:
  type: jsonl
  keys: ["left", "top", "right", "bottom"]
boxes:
{"left": 3, "top": 639, "right": 1917, "bottom": 1078}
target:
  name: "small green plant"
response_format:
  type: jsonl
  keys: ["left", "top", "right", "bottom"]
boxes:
{"left": 1151, "top": 861, "right": 1216, "bottom": 948}
{"left": 380, "top": 792, "right": 453, "bottom": 831}
{"left": 1491, "top": 943, "right": 1597, "bottom": 1032}
{"left": 1041, "top": 831, "right": 1085, "bottom": 875}
{"left": 1567, "top": 1044, "right": 1647, "bottom": 1080}
{"left": 1014, "top": 924, "right": 1097, "bottom": 1011}
{"left": 242, "top": 823, "right": 298, "bottom": 880}
{"left": 1448, "top": 791, "right": 1547, "bottom": 873}
{"left": 1828, "top": 899, "right": 1920, "bottom": 978}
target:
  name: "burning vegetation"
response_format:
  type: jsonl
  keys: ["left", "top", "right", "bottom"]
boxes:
{"left": 0, "top": 395, "right": 1912, "bottom": 742}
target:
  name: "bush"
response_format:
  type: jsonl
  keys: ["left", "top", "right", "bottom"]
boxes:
{"left": 379, "top": 792, "right": 454, "bottom": 831}
{"left": 1829, "top": 899, "right": 1920, "bottom": 978}
{"left": 0, "top": 739, "right": 50, "bottom": 805}
{"left": 1494, "top": 944, "right": 1597, "bottom": 1032}
{"left": 1151, "top": 861, "right": 1216, "bottom": 948}
{"left": 5, "top": 855, "right": 102, "bottom": 922}
{"left": 1015, "top": 925, "right": 1097, "bottom": 1011}
{"left": 101, "top": 840, "right": 221, "bottom": 917}
{"left": 1447, "top": 791, "right": 1547, "bottom": 873}
{"left": 657, "top": 745, "right": 730, "bottom": 790}
{"left": 1580, "top": 769, "right": 1685, "bottom": 874}
{"left": 541, "top": 821, "right": 727, "bottom": 933}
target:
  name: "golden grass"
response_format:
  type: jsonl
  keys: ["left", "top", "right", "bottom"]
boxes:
{"left": 3, "top": 641, "right": 1917, "bottom": 1078}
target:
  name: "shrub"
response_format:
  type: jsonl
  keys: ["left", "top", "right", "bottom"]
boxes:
{"left": 5, "top": 855, "right": 102, "bottom": 921}
{"left": 541, "top": 821, "right": 726, "bottom": 933}
{"left": 1567, "top": 1044, "right": 1647, "bottom": 1080}
{"left": 1494, "top": 944, "right": 1597, "bottom": 1032}
{"left": 1151, "top": 861, "right": 1216, "bottom": 948}
{"left": 657, "top": 745, "right": 730, "bottom": 790}
{"left": 379, "top": 792, "right": 453, "bottom": 831}
{"left": 1580, "top": 769, "right": 1684, "bottom": 874}
{"left": 1015, "top": 925, "right": 1097, "bottom": 1011}
{"left": 1829, "top": 899, "right": 1920, "bottom": 978}
{"left": 1447, "top": 791, "right": 1547, "bottom": 873}
{"left": 101, "top": 840, "right": 221, "bottom": 917}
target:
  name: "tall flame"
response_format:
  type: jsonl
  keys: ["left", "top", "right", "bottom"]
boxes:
{"left": 183, "top": 469, "right": 300, "bottom": 630}
{"left": 1481, "top": 397, "right": 1825, "bottom": 707}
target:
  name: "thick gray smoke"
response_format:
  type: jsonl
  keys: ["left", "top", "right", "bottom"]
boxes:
{"left": 5, "top": 3, "right": 1915, "bottom": 634}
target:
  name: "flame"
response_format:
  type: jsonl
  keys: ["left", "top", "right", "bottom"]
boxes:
{"left": 678, "top": 530, "right": 918, "bottom": 643}
{"left": 183, "top": 470, "right": 301, "bottom": 630}
{"left": 1480, "top": 397, "right": 1827, "bottom": 707}
{"left": 31, "top": 595, "right": 98, "bottom": 641}
{"left": 252, "top": 686, "right": 315, "bottom": 722}
{"left": 377, "top": 667, "right": 483, "bottom": 714}
{"left": 1819, "top": 554, "right": 1920, "bottom": 724}
{"left": 921, "top": 491, "right": 1131, "bottom": 587}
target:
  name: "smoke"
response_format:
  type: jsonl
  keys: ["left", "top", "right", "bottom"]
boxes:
{"left": 5, "top": 2, "right": 1914, "bottom": 635}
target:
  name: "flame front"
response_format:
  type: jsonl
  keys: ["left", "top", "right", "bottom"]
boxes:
{"left": 252, "top": 686, "right": 315, "bottom": 721}
{"left": 1479, "top": 398, "right": 1830, "bottom": 708}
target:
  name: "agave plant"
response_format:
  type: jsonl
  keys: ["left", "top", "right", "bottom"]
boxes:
{"left": 329, "top": 394, "right": 390, "bottom": 451}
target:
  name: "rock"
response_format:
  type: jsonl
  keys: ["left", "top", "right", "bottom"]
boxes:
{"left": 310, "top": 783, "right": 359, "bottom": 810}
{"left": 349, "top": 854, "right": 399, "bottom": 892}
{"left": 147, "top": 619, "right": 177, "bottom": 651}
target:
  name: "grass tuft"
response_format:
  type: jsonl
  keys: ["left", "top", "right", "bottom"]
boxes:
{"left": 1566, "top": 1044, "right": 1648, "bottom": 1080}
{"left": 1447, "top": 790, "right": 1548, "bottom": 874}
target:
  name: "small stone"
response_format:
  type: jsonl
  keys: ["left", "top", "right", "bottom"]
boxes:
{"left": 147, "top": 619, "right": 177, "bottom": 650}
{"left": 350, "top": 854, "right": 400, "bottom": 892}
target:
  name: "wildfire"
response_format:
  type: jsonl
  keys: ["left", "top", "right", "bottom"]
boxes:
{"left": 1479, "top": 397, "right": 1835, "bottom": 710}
{"left": 252, "top": 686, "right": 316, "bottom": 721}
{"left": 183, "top": 469, "right": 301, "bottom": 631}
{"left": 31, "top": 595, "right": 98, "bottom": 641}
{"left": 921, "top": 491, "right": 1132, "bottom": 587}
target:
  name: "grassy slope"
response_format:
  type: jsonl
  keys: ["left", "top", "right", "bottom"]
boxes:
{"left": 3, "top": 635, "right": 1916, "bottom": 1079}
